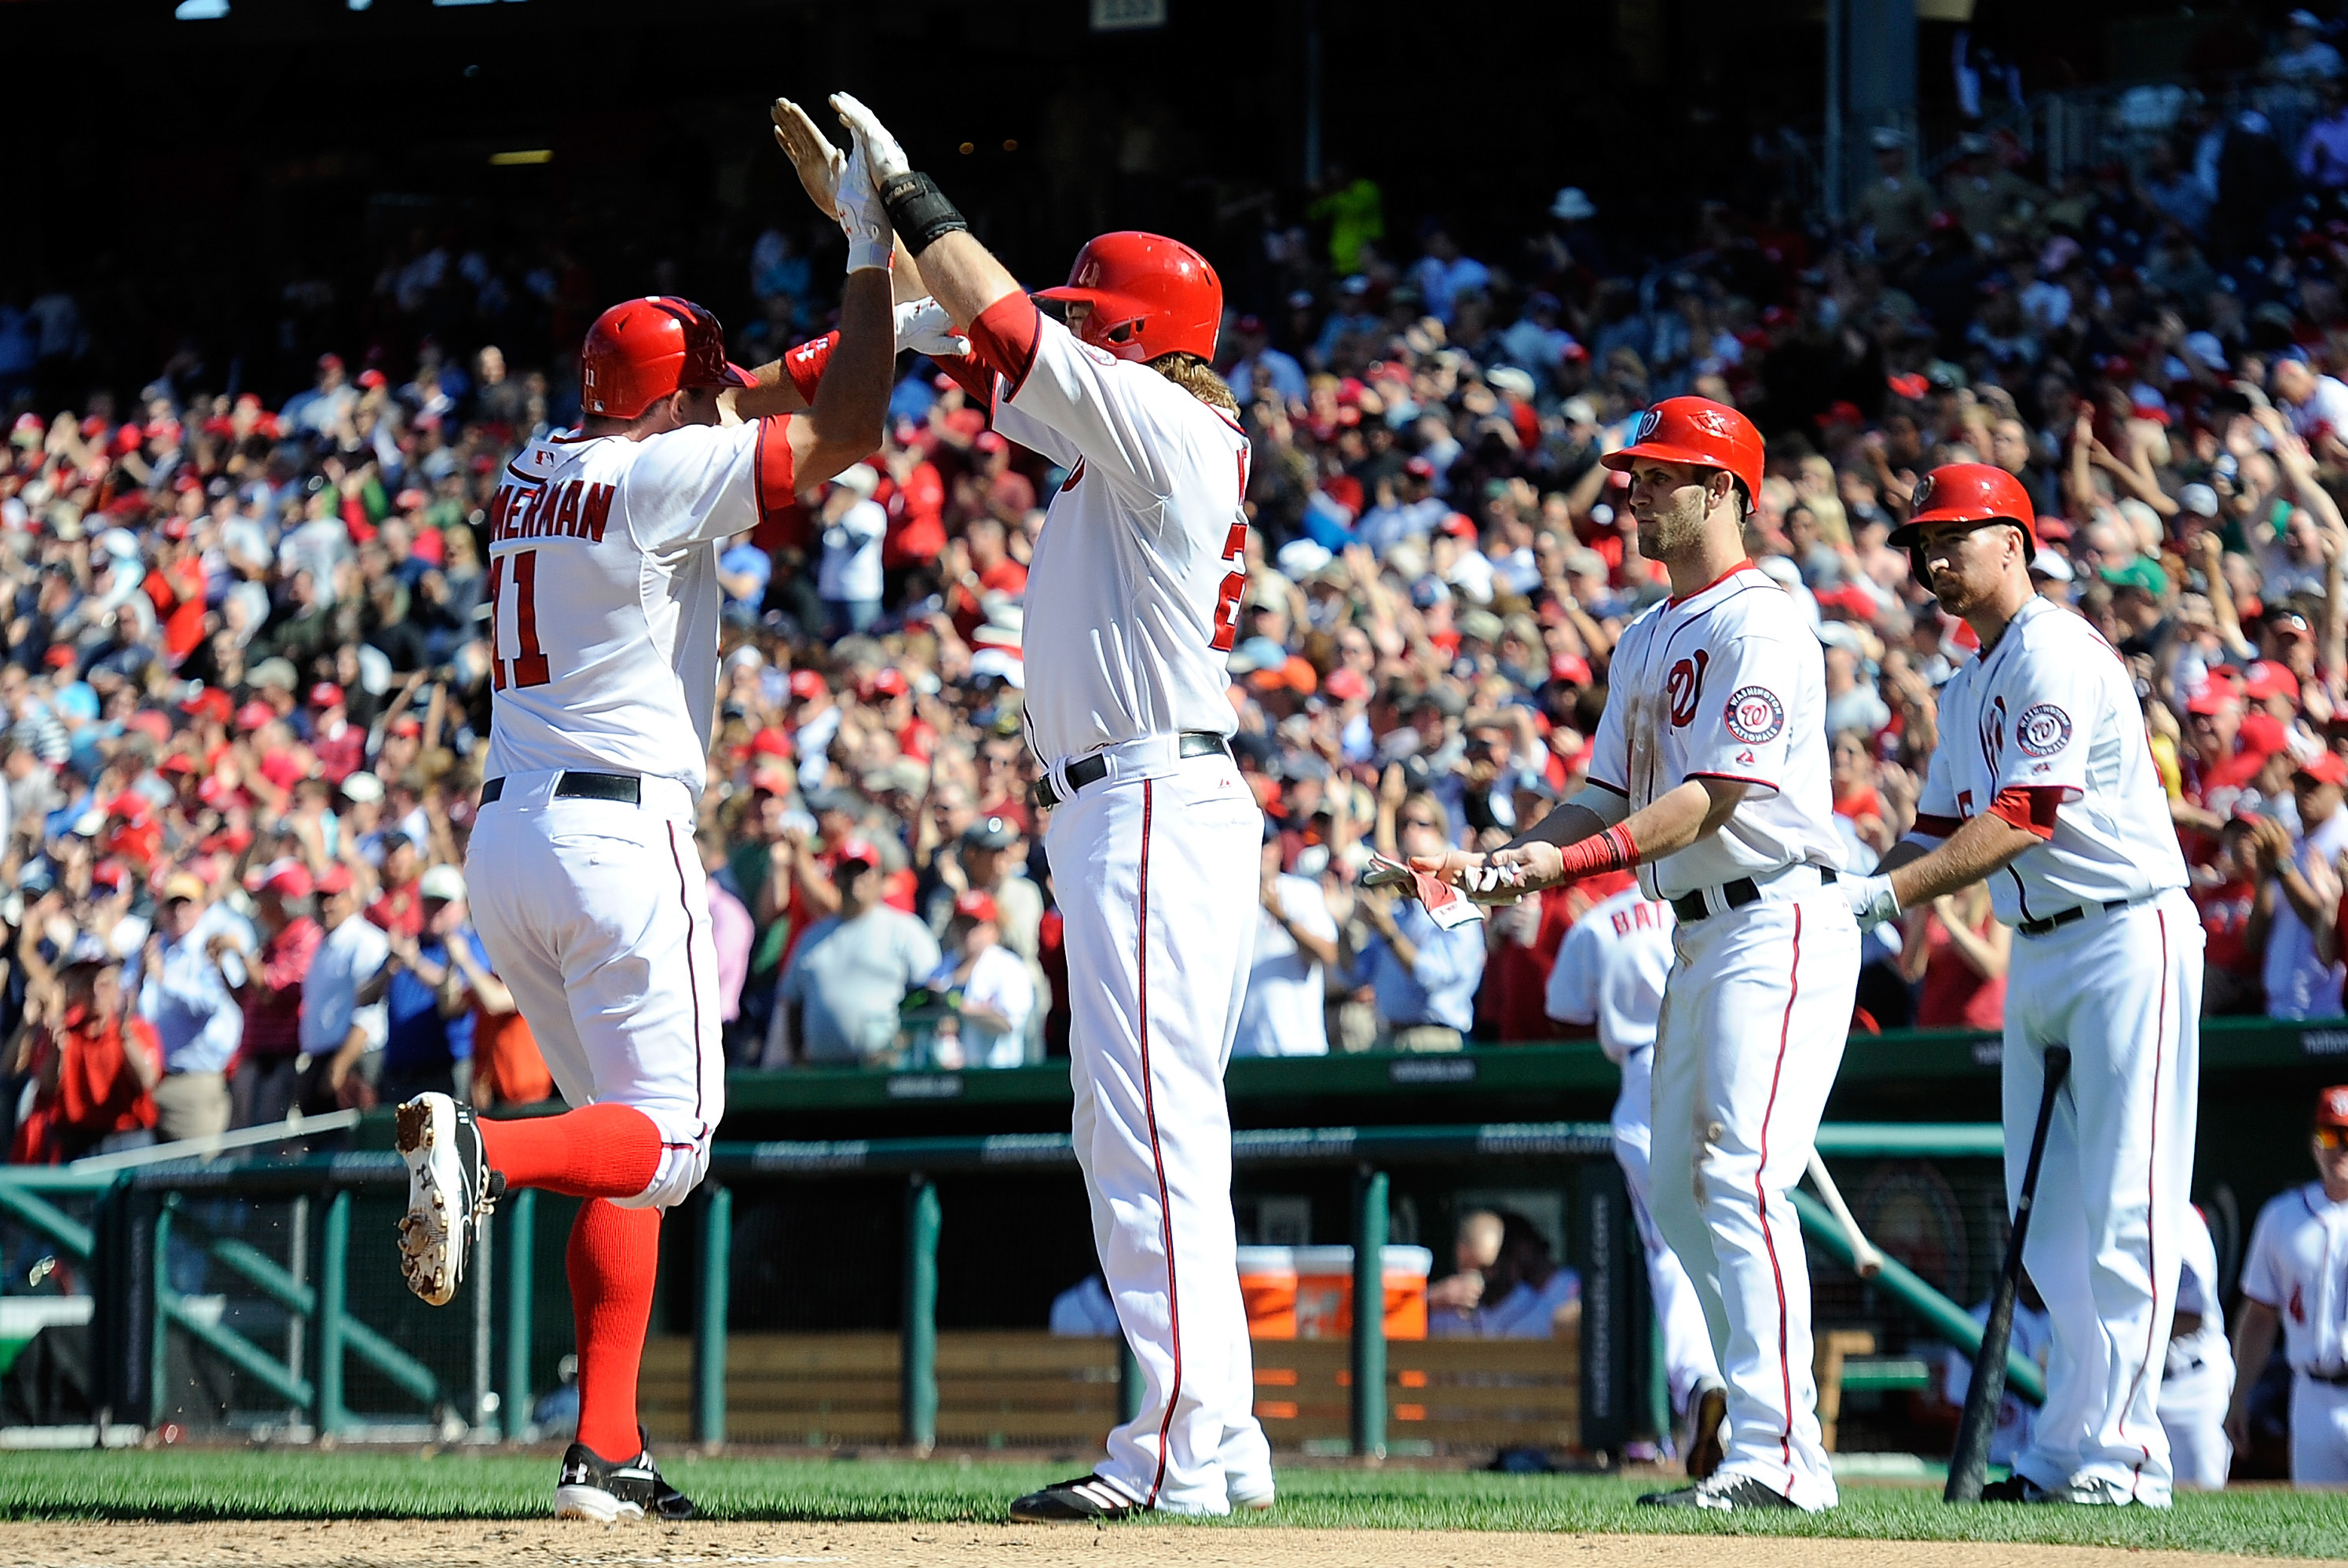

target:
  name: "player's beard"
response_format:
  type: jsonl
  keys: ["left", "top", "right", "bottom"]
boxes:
{"left": 1636, "top": 491, "right": 1710, "bottom": 561}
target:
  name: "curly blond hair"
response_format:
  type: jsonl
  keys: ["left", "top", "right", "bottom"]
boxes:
{"left": 1148, "top": 352, "right": 1240, "bottom": 416}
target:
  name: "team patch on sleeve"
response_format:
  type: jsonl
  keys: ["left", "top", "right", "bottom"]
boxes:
{"left": 2015, "top": 702, "right": 2072, "bottom": 757}
{"left": 1724, "top": 685, "right": 1786, "bottom": 744}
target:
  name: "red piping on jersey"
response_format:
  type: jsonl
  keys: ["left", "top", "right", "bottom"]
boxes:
{"left": 1667, "top": 559, "right": 1757, "bottom": 606}
{"left": 666, "top": 821, "right": 707, "bottom": 1128}
{"left": 1588, "top": 777, "right": 1630, "bottom": 797}
{"left": 755, "top": 416, "right": 797, "bottom": 537}
{"left": 969, "top": 294, "right": 1043, "bottom": 400}
{"left": 2117, "top": 906, "right": 2171, "bottom": 1493}
{"left": 1135, "top": 779, "right": 1181, "bottom": 1506}
{"left": 1987, "top": 786, "right": 2062, "bottom": 841}
{"left": 1755, "top": 903, "right": 1803, "bottom": 1493}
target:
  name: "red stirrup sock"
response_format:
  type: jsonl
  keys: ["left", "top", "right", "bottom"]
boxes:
{"left": 568, "top": 1197, "right": 662, "bottom": 1462}
{"left": 478, "top": 1103, "right": 663, "bottom": 1200}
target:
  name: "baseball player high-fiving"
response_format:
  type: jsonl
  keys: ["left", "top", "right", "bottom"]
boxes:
{"left": 1426, "top": 397, "right": 1859, "bottom": 1513}
{"left": 820, "top": 96, "right": 1269, "bottom": 1521}
{"left": 1846, "top": 463, "right": 2200, "bottom": 1507}
{"left": 390, "top": 106, "right": 927, "bottom": 1524}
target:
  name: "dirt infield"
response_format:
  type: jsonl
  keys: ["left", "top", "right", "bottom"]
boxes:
{"left": 0, "top": 1521, "right": 2321, "bottom": 1568}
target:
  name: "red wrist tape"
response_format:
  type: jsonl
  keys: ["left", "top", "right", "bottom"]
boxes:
{"left": 1557, "top": 822, "right": 1639, "bottom": 881}
{"left": 784, "top": 332, "right": 838, "bottom": 405}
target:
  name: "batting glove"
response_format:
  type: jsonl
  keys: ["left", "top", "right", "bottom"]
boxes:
{"left": 830, "top": 93, "right": 913, "bottom": 183}
{"left": 1844, "top": 872, "right": 1901, "bottom": 932}
{"left": 894, "top": 299, "right": 970, "bottom": 358}
{"left": 832, "top": 129, "right": 894, "bottom": 275}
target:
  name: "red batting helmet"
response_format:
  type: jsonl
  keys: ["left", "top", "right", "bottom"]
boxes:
{"left": 1035, "top": 232, "right": 1222, "bottom": 363}
{"left": 580, "top": 296, "right": 752, "bottom": 420}
{"left": 1888, "top": 463, "right": 2037, "bottom": 548}
{"left": 1601, "top": 397, "right": 1765, "bottom": 503}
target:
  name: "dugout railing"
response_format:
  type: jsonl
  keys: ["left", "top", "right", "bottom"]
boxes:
{"left": 0, "top": 1117, "right": 2033, "bottom": 1458}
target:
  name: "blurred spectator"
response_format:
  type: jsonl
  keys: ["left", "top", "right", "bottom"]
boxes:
{"left": 1900, "top": 884, "right": 2011, "bottom": 1031}
{"left": 698, "top": 822, "right": 756, "bottom": 1056}
{"left": 137, "top": 871, "right": 244, "bottom": 1141}
{"left": 301, "top": 862, "right": 388, "bottom": 1112}
{"left": 1236, "top": 820, "right": 1338, "bottom": 1057}
{"left": 226, "top": 859, "right": 321, "bottom": 1127}
{"left": 817, "top": 463, "right": 886, "bottom": 638}
{"left": 366, "top": 863, "right": 494, "bottom": 1104}
{"left": 1350, "top": 793, "right": 1485, "bottom": 1050}
{"left": 925, "top": 890, "right": 1034, "bottom": 1070}
{"left": 9, "top": 941, "right": 160, "bottom": 1163}
{"left": 1429, "top": 1209, "right": 1579, "bottom": 1339}
{"left": 768, "top": 838, "right": 940, "bottom": 1065}
{"left": 1855, "top": 129, "right": 1936, "bottom": 257}
{"left": 2258, "top": 754, "right": 2348, "bottom": 1018}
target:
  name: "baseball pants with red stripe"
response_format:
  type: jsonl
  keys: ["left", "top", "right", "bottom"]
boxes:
{"left": 2003, "top": 888, "right": 2201, "bottom": 1506}
{"left": 467, "top": 770, "right": 724, "bottom": 1211}
{"left": 1045, "top": 752, "right": 1269, "bottom": 1515}
{"left": 1649, "top": 887, "right": 1859, "bottom": 1511}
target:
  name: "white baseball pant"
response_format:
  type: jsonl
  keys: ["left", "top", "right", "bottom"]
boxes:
{"left": 2003, "top": 889, "right": 2201, "bottom": 1507}
{"left": 1648, "top": 888, "right": 1860, "bottom": 1511}
{"left": 2292, "top": 1376, "right": 2348, "bottom": 1483}
{"left": 467, "top": 770, "right": 725, "bottom": 1211}
{"left": 1611, "top": 1044, "right": 1723, "bottom": 1419}
{"left": 2159, "top": 1354, "right": 2233, "bottom": 1489}
{"left": 1046, "top": 752, "right": 1269, "bottom": 1515}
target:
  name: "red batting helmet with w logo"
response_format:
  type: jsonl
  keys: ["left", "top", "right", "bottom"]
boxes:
{"left": 1035, "top": 232, "right": 1222, "bottom": 363}
{"left": 1601, "top": 396, "right": 1765, "bottom": 500}
{"left": 581, "top": 296, "right": 753, "bottom": 419}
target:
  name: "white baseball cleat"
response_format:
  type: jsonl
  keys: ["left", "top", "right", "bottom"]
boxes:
{"left": 394, "top": 1093, "right": 500, "bottom": 1306}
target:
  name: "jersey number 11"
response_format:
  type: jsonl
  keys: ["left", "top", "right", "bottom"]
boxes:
{"left": 487, "top": 549, "right": 552, "bottom": 691}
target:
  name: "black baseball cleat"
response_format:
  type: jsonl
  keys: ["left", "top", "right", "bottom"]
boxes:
{"left": 1683, "top": 1378, "right": 1729, "bottom": 1480}
{"left": 394, "top": 1093, "right": 502, "bottom": 1306}
{"left": 554, "top": 1442, "right": 698, "bottom": 1522}
{"left": 1637, "top": 1476, "right": 1798, "bottom": 1511}
{"left": 1008, "top": 1474, "right": 1144, "bottom": 1522}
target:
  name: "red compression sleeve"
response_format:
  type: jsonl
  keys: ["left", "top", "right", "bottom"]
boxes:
{"left": 966, "top": 293, "right": 1042, "bottom": 397}
{"left": 783, "top": 332, "right": 837, "bottom": 405}
{"left": 934, "top": 349, "right": 996, "bottom": 408}
{"left": 478, "top": 1102, "right": 663, "bottom": 1199}
{"left": 1555, "top": 822, "right": 1639, "bottom": 881}
{"left": 1986, "top": 786, "right": 2063, "bottom": 841}
{"left": 568, "top": 1199, "right": 661, "bottom": 1462}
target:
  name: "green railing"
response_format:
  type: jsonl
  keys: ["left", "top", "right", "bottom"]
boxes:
{"left": 0, "top": 1118, "right": 2030, "bottom": 1450}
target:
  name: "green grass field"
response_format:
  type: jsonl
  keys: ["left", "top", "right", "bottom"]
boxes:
{"left": 0, "top": 1450, "right": 2345, "bottom": 1557}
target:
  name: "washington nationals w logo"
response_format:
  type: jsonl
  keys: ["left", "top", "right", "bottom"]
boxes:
{"left": 1667, "top": 650, "right": 1710, "bottom": 727}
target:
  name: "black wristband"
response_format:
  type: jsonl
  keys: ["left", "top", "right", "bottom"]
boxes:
{"left": 878, "top": 170, "right": 968, "bottom": 255}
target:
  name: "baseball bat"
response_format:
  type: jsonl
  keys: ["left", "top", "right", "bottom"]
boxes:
{"left": 1807, "top": 1150, "right": 1884, "bottom": 1279}
{"left": 1945, "top": 1042, "right": 2071, "bottom": 1504}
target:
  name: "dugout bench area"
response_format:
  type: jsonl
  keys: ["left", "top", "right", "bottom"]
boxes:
{"left": 0, "top": 1018, "right": 2332, "bottom": 1460}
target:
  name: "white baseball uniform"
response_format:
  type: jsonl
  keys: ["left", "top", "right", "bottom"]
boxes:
{"left": 967, "top": 297, "right": 1267, "bottom": 1515}
{"left": 463, "top": 419, "right": 781, "bottom": 1209}
{"left": 2161, "top": 1205, "right": 2235, "bottom": 1488}
{"left": 1543, "top": 884, "right": 1722, "bottom": 1423}
{"left": 1592, "top": 563, "right": 1859, "bottom": 1511}
{"left": 1907, "top": 593, "right": 2199, "bottom": 1505}
{"left": 2240, "top": 1180, "right": 2348, "bottom": 1483}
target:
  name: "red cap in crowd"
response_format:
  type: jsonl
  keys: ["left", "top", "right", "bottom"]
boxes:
{"left": 310, "top": 682, "right": 345, "bottom": 709}
{"left": 2296, "top": 751, "right": 2348, "bottom": 788}
{"left": 1324, "top": 667, "right": 1370, "bottom": 703}
{"left": 315, "top": 864, "right": 354, "bottom": 896}
{"left": 234, "top": 700, "right": 274, "bottom": 732}
{"left": 750, "top": 727, "right": 792, "bottom": 759}
{"left": 954, "top": 890, "right": 998, "bottom": 924}
{"left": 261, "top": 862, "right": 314, "bottom": 900}
{"left": 789, "top": 669, "right": 828, "bottom": 701}
{"left": 833, "top": 837, "right": 879, "bottom": 870}
{"left": 2319, "top": 1086, "right": 2348, "bottom": 1129}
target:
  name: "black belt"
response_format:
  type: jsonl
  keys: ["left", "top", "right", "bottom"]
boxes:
{"left": 479, "top": 771, "right": 642, "bottom": 807}
{"left": 1670, "top": 866, "right": 1835, "bottom": 924}
{"left": 2307, "top": 1367, "right": 2348, "bottom": 1387}
{"left": 2016, "top": 898, "right": 2130, "bottom": 938}
{"left": 1037, "top": 732, "right": 1229, "bottom": 809}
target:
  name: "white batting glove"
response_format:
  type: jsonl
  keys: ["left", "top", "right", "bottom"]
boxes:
{"left": 1844, "top": 872, "right": 1901, "bottom": 932}
{"left": 829, "top": 93, "right": 914, "bottom": 184}
{"left": 894, "top": 298, "right": 969, "bottom": 359}
{"left": 830, "top": 128, "right": 893, "bottom": 274}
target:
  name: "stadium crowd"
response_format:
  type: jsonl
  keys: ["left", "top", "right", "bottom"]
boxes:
{"left": 17, "top": 25, "right": 2348, "bottom": 1162}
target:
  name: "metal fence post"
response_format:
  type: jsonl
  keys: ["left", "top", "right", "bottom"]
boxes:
{"left": 1350, "top": 1167, "right": 1386, "bottom": 1460}
{"left": 147, "top": 1196, "right": 175, "bottom": 1428}
{"left": 314, "top": 1190, "right": 350, "bottom": 1438}
{"left": 471, "top": 1209, "right": 494, "bottom": 1436}
{"left": 693, "top": 1183, "right": 731, "bottom": 1447}
{"left": 503, "top": 1187, "right": 535, "bottom": 1442}
{"left": 901, "top": 1174, "right": 940, "bottom": 1453}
